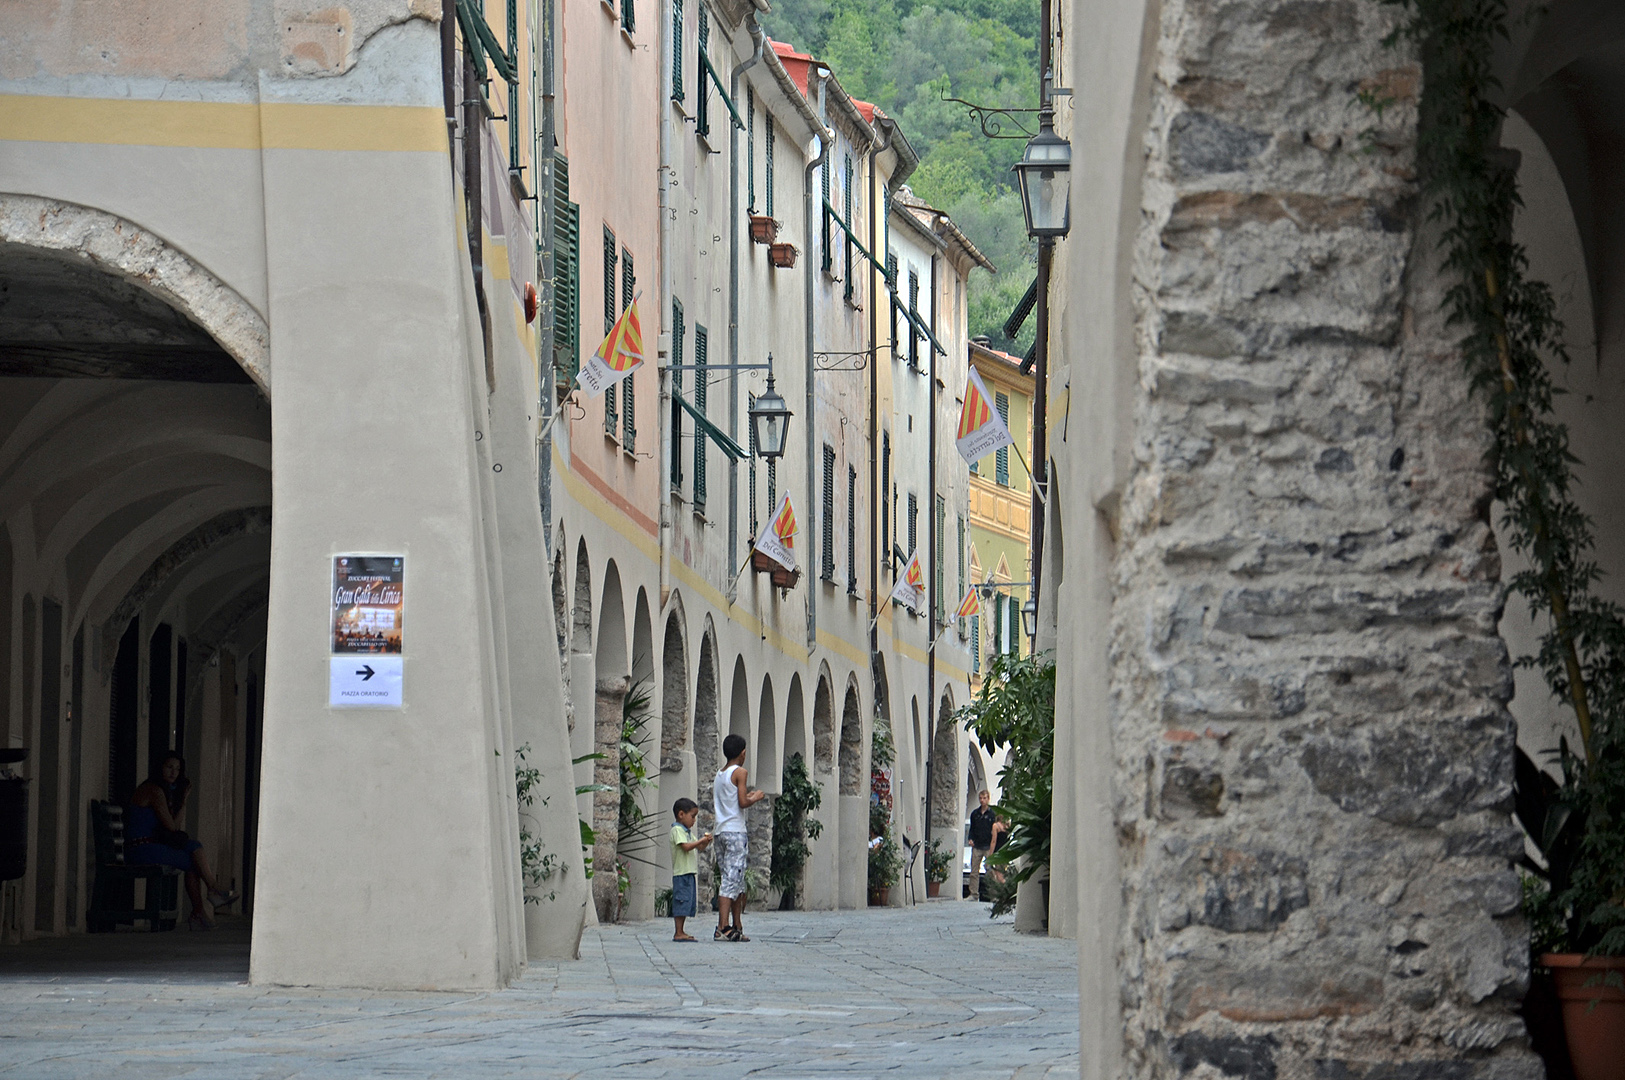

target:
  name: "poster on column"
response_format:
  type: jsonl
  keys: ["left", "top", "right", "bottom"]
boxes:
{"left": 329, "top": 554, "right": 405, "bottom": 708}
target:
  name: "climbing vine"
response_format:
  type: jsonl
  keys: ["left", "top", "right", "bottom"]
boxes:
{"left": 1377, "top": 0, "right": 1625, "bottom": 956}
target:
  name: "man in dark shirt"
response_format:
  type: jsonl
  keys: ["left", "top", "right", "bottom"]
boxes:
{"left": 967, "top": 790, "right": 997, "bottom": 901}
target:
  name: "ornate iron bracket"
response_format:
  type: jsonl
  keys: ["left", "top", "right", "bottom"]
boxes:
{"left": 939, "top": 92, "right": 1040, "bottom": 140}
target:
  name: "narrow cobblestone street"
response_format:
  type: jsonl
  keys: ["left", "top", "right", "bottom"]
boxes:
{"left": 0, "top": 902, "right": 1079, "bottom": 1078}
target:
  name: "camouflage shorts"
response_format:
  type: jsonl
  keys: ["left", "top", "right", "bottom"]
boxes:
{"left": 713, "top": 831, "right": 748, "bottom": 898}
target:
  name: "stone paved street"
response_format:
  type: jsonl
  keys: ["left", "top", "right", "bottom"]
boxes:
{"left": 0, "top": 901, "right": 1079, "bottom": 1079}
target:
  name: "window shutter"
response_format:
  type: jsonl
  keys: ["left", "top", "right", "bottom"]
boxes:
{"left": 847, "top": 464, "right": 857, "bottom": 593}
{"left": 957, "top": 514, "right": 968, "bottom": 637}
{"left": 995, "top": 392, "right": 1010, "bottom": 485}
{"left": 696, "top": 6, "right": 709, "bottom": 138}
{"left": 670, "top": 0, "right": 684, "bottom": 100}
{"left": 908, "top": 269, "right": 920, "bottom": 370}
{"left": 972, "top": 615, "right": 980, "bottom": 673}
{"left": 907, "top": 492, "right": 917, "bottom": 559}
{"left": 693, "top": 325, "right": 708, "bottom": 508}
{"left": 886, "top": 253, "right": 899, "bottom": 353}
{"left": 622, "top": 248, "right": 635, "bottom": 449}
{"left": 622, "top": 0, "right": 634, "bottom": 34}
{"left": 766, "top": 457, "right": 776, "bottom": 518}
{"left": 764, "top": 117, "right": 775, "bottom": 217}
{"left": 553, "top": 155, "right": 580, "bottom": 380}
{"left": 821, "top": 444, "right": 836, "bottom": 582}
{"left": 843, "top": 153, "right": 854, "bottom": 299}
{"left": 935, "top": 494, "right": 946, "bottom": 621}
{"left": 880, "top": 431, "right": 890, "bottom": 570}
{"left": 670, "top": 299, "right": 684, "bottom": 487}
{"left": 821, "top": 154, "right": 832, "bottom": 272}
{"left": 747, "top": 393, "right": 758, "bottom": 535}
{"left": 747, "top": 89, "right": 755, "bottom": 212}
{"left": 603, "top": 228, "right": 618, "bottom": 433}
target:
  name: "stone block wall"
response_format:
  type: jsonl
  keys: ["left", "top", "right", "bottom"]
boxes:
{"left": 1111, "top": 0, "right": 1539, "bottom": 1075}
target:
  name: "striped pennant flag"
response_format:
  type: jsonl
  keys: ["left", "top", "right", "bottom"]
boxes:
{"left": 754, "top": 492, "right": 798, "bottom": 571}
{"left": 955, "top": 367, "right": 1014, "bottom": 464}
{"left": 578, "top": 294, "right": 644, "bottom": 398}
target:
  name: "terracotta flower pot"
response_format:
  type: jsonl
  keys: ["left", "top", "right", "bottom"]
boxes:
{"left": 1542, "top": 953, "right": 1625, "bottom": 1080}
{"left": 769, "top": 242, "right": 798, "bottom": 269}
{"left": 749, "top": 215, "right": 779, "bottom": 245}
{"left": 926, "top": 881, "right": 942, "bottom": 898}
{"left": 867, "top": 887, "right": 889, "bottom": 907}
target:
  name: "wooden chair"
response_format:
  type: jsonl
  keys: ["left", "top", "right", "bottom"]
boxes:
{"left": 901, "top": 836, "right": 922, "bottom": 905}
{"left": 87, "top": 800, "right": 180, "bottom": 932}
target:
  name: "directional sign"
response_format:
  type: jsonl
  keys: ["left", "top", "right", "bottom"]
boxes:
{"left": 329, "top": 655, "right": 402, "bottom": 707}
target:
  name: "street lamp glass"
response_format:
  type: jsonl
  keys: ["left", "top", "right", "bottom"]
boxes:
{"left": 748, "top": 370, "right": 792, "bottom": 459}
{"left": 1021, "top": 596, "right": 1038, "bottom": 639}
{"left": 1014, "top": 114, "right": 1071, "bottom": 239}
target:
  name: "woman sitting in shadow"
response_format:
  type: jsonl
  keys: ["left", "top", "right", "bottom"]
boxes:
{"left": 127, "top": 752, "right": 238, "bottom": 930}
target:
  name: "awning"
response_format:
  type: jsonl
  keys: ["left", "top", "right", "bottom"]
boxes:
{"left": 672, "top": 389, "right": 749, "bottom": 462}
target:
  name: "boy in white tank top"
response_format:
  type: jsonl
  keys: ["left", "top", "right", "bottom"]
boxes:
{"left": 712, "top": 733, "right": 765, "bottom": 941}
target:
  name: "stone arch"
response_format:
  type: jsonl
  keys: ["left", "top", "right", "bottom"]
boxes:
{"left": 659, "top": 605, "right": 689, "bottom": 769}
{"left": 812, "top": 663, "right": 835, "bottom": 774}
{"left": 967, "top": 741, "right": 989, "bottom": 816}
{"left": 551, "top": 539, "right": 568, "bottom": 663}
{"left": 590, "top": 560, "right": 629, "bottom": 920}
{"left": 912, "top": 698, "right": 924, "bottom": 780}
{"left": 571, "top": 538, "right": 592, "bottom": 655}
{"left": 694, "top": 629, "right": 720, "bottom": 809}
{"left": 0, "top": 195, "right": 269, "bottom": 390}
{"left": 931, "top": 691, "right": 959, "bottom": 833}
{"left": 728, "top": 656, "right": 751, "bottom": 748}
{"left": 838, "top": 677, "right": 864, "bottom": 797}
{"left": 757, "top": 673, "right": 778, "bottom": 793}
{"left": 783, "top": 673, "right": 807, "bottom": 772}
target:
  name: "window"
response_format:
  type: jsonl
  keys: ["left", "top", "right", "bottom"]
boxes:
{"left": 622, "top": 248, "right": 636, "bottom": 450}
{"left": 972, "top": 614, "right": 980, "bottom": 673}
{"left": 957, "top": 514, "right": 966, "bottom": 632}
{"left": 670, "top": 299, "right": 684, "bottom": 487}
{"left": 908, "top": 269, "right": 920, "bottom": 370}
{"left": 847, "top": 465, "right": 857, "bottom": 594}
{"left": 553, "top": 155, "right": 580, "bottom": 380}
{"left": 747, "top": 89, "right": 755, "bottom": 212}
{"left": 886, "top": 253, "right": 899, "bottom": 354}
{"left": 603, "top": 228, "right": 618, "bottom": 434}
{"left": 670, "top": 0, "right": 683, "bottom": 100}
{"left": 764, "top": 116, "right": 775, "bottom": 217}
{"left": 991, "top": 594, "right": 1003, "bottom": 655}
{"left": 880, "top": 430, "right": 890, "bottom": 568}
{"left": 696, "top": 5, "right": 710, "bottom": 137}
{"left": 694, "top": 324, "right": 708, "bottom": 508}
{"left": 843, "top": 153, "right": 854, "bottom": 301}
{"left": 995, "top": 392, "right": 1010, "bottom": 485}
{"left": 821, "top": 444, "right": 836, "bottom": 582}
{"left": 622, "top": 0, "right": 634, "bottom": 34}
{"left": 820, "top": 151, "right": 832, "bottom": 272}
{"left": 935, "top": 494, "right": 946, "bottom": 622}
{"left": 907, "top": 491, "right": 917, "bottom": 557}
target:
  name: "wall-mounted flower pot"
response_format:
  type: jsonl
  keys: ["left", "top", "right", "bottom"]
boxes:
{"left": 769, "top": 242, "right": 798, "bottom": 269}
{"left": 771, "top": 566, "right": 800, "bottom": 590}
{"left": 749, "top": 215, "right": 779, "bottom": 245}
{"left": 1542, "top": 953, "right": 1625, "bottom": 1080}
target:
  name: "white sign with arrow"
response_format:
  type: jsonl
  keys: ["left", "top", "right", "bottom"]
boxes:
{"left": 329, "top": 656, "right": 403, "bottom": 707}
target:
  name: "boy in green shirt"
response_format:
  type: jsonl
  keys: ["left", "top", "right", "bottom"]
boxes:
{"left": 668, "top": 798, "right": 712, "bottom": 941}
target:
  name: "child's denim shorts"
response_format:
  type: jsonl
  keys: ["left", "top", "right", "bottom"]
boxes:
{"left": 671, "top": 872, "right": 697, "bottom": 917}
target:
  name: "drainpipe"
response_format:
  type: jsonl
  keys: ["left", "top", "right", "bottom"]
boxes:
{"left": 803, "top": 68, "right": 832, "bottom": 650}
{"left": 657, "top": 0, "right": 677, "bottom": 601}
{"left": 924, "top": 250, "right": 939, "bottom": 853}
{"left": 866, "top": 119, "right": 893, "bottom": 710}
{"left": 728, "top": 18, "right": 766, "bottom": 593}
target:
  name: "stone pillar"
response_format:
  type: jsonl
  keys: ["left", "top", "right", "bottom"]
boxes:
{"left": 1090, "top": 0, "right": 1541, "bottom": 1075}
{"left": 592, "top": 675, "right": 627, "bottom": 922}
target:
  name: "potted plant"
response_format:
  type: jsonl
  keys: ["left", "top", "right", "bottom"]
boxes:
{"left": 925, "top": 838, "right": 953, "bottom": 898}
{"left": 749, "top": 215, "right": 779, "bottom": 245}
{"left": 769, "top": 753, "right": 823, "bottom": 910}
{"left": 867, "top": 832, "right": 900, "bottom": 906}
{"left": 768, "top": 242, "right": 798, "bottom": 269}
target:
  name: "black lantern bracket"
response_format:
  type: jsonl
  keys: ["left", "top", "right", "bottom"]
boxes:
{"left": 940, "top": 86, "right": 1071, "bottom": 140}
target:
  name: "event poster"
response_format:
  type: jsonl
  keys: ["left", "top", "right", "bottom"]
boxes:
{"left": 331, "top": 555, "right": 404, "bottom": 654}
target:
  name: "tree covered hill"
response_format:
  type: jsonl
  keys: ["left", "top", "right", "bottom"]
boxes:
{"left": 761, "top": 0, "right": 1039, "bottom": 355}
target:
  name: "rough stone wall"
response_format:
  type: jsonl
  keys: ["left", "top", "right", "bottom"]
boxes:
{"left": 1112, "top": 1, "right": 1539, "bottom": 1075}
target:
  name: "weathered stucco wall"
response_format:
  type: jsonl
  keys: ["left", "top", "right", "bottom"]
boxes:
{"left": 1067, "top": 0, "right": 1542, "bottom": 1074}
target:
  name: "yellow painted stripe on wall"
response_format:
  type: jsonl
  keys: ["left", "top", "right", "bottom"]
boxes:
{"left": 0, "top": 95, "right": 445, "bottom": 153}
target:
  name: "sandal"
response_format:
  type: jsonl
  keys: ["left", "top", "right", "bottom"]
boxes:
{"left": 714, "top": 927, "right": 729, "bottom": 940}
{"left": 727, "top": 927, "right": 748, "bottom": 942}
{"left": 673, "top": 934, "right": 697, "bottom": 942}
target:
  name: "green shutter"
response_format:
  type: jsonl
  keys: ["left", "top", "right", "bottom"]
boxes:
{"left": 693, "top": 324, "right": 707, "bottom": 508}
{"left": 603, "top": 228, "right": 618, "bottom": 433}
{"left": 843, "top": 154, "right": 854, "bottom": 299}
{"left": 622, "top": 0, "right": 634, "bottom": 34}
{"left": 747, "top": 392, "right": 758, "bottom": 534}
{"left": 671, "top": 299, "right": 684, "bottom": 487}
{"left": 847, "top": 464, "right": 856, "bottom": 593}
{"left": 671, "top": 0, "right": 684, "bottom": 100}
{"left": 764, "top": 116, "right": 775, "bottom": 217}
{"left": 553, "top": 155, "right": 580, "bottom": 382}
{"left": 821, "top": 444, "right": 836, "bottom": 582}
{"left": 935, "top": 494, "right": 946, "bottom": 621}
{"left": 886, "top": 253, "right": 899, "bottom": 353}
{"left": 696, "top": 6, "right": 709, "bottom": 138}
{"left": 995, "top": 392, "right": 1010, "bottom": 485}
{"left": 821, "top": 154, "right": 832, "bottom": 271}
{"left": 907, "top": 492, "right": 917, "bottom": 559}
{"left": 621, "top": 249, "right": 636, "bottom": 449}
{"left": 747, "top": 89, "right": 755, "bottom": 212}
{"left": 908, "top": 269, "right": 920, "bottom": 370}
{"left": 880, "top": 430, "right": 890, "bottom": 564}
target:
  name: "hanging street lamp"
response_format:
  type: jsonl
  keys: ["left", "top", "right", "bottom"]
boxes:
{"left": 1013, "top": 105, "right": 1072, "bottom": 239}
{"left": 748, "top": 359, "right": 792, "bottom": 460}
{"left": 1021, "top": 595, "right": 1038, "bottom": 642}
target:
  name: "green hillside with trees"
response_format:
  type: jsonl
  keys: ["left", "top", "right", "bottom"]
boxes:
{"left": 762, "top": 0, "right": 1040, "bottom": 355}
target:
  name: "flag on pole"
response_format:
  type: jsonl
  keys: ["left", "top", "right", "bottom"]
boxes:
{"left": 578, "top": 294, "right": 644, "bottom": 398}
{"left": 890, "top": 547, "right": 925, "bottom": 612}
{"left": 754, "top": 492, "right": 798, "bottom": 571}
{"left": 954, "top": 586, "right": 980, "bottom": 619}
{"left": 955, "top": 366, "right": 1015, "bottom": 464}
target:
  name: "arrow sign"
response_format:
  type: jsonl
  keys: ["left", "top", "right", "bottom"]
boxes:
{"left": 330, "top": 656, "right": 402, "bottom": 707}
{"left": 356, "top": 664, "right": 375, "bottom": 681}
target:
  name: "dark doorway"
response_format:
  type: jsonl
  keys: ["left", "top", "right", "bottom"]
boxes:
{"left": 33, "top": 598, "right": 61, "bottom": 932}
{"left": 147, "top": 623, "right": 172, "bottom": 773}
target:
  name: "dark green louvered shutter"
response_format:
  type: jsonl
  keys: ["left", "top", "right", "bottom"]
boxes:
{"left": 847, "top": 464, "right": 856, "bottom": 594}
{"left": 995, "top": 392, "right": 1010, "bottom": 485}
{"left": 553, "top": 155, "right": 580, "bottom": 381}
{"left": 886, "top": 253, "right": 899, "bottom": 353}
{"left": 622, "top": 248, "right": 635, "bottom": 449}
{"left": 671, "top": 0, "right": 684, "bottom": 100}
{"left": 603, "top": 228, "right": 618, "bottom": 433}
{"left": 880, "top": 430, "right": 890, "bottom": 567}
{"left": 747, "top": 89, "right": 756, "bottom": 212}
{"left": 764, "top": 116, "right": 775, "bottom": 217}
{"left": 747, "top": 393, "right": 758, "bottom": 535}
{"left": 935, "top": 494, "right": 946, "bottom": 621}
{"left": 696, "top": 6, "right": 709, "bottom": 138}
{"left": 693, "top": 325, "right": 707, "bottom": 508}
{"left": 821, "top": 444, "right": 836, "bottom": 582}
{"left": 907, "top": 492, "right": 917, "bottom": 560}
{"left": 908, "top": 269, "right": 920, "bottom": 370}
{"left": 671, "top": 299, "right": 684, "bottom": 487}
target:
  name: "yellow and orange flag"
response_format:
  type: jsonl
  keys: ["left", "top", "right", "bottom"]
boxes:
{"left": 578, "top": 294, "right": 644, "bottom": 398}
{"left": 890, "top": 547, "right": 925, "bottom": 611}
{"left": 955, "top": 367, "right": 1015, "bottom": 464}
{"left": 754, "top": 492, "right": 798, "bottom": 571}
{"left": 954, "top": 587, "right": 980, "bottom": 619}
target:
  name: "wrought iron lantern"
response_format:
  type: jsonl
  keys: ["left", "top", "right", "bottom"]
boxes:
{"left": 748, "top": 363, "right": 792, "bottom": 460}
{"left": 1013, "top": 108, "right": 1072, "bottom": 239}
